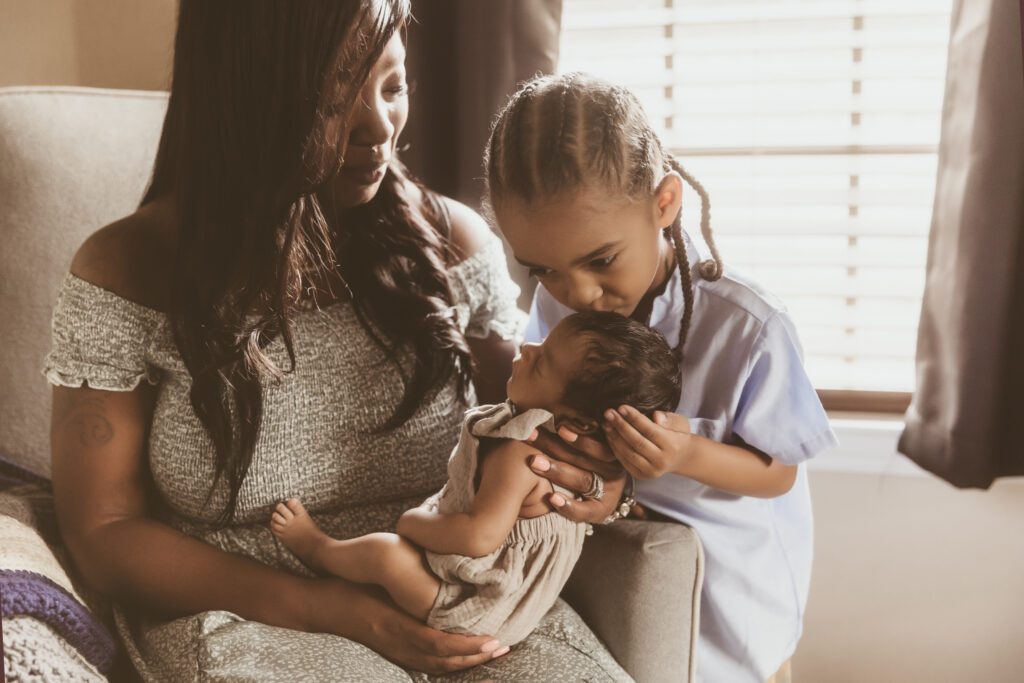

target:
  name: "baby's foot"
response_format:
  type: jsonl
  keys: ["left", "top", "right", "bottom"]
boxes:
{"left": 271, "top": 499, "right": 329, "bottom": 569}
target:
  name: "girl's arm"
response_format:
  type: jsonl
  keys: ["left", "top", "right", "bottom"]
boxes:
{"left": 397, "top": 440, "right": 541, "bottom": 557}
{"left": 51, "top": 385, "right": 502, "bottom": 674}
{"left": 604, "top": 406, "right": 797, "bottom": 497}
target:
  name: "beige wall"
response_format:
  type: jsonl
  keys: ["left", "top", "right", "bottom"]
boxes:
{"left": 796, "top": 472, "right": 1024, "bottom": 682}
{"left": 0, "top": 0, "right": 175, "bottom": 90}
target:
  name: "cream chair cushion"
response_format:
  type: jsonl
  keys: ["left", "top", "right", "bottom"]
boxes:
{"left": 0, "top": 86, "right": 168, "bottom": 475}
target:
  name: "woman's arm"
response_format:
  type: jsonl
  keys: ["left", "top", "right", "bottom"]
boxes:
{"left": 467, "top": 333, "right": 515, "bottom": 405}
{"left": 444, "top": 197, "right": 518, "bottom": 405}
{"left": 51, "top": 384, "right": 306, "bottom": 623}
{"left": 51, "top": 385, "right": 503, "bottom": 673}
{"left": 397, "top": 440, "right": 540, "bottom": 557}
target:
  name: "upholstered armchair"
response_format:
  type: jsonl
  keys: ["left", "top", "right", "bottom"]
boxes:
{"left": 0, "top": 86, "right": 703, "bottom": 683}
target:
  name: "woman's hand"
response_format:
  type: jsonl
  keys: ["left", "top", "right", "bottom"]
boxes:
{"left": 525, "top": 426, "right": 627, "bottom": 523}
{"left": 301, "top": 577, "right": 508, "bottom": 674}
{"left": 603, "top": 406, "right": 694, "bottom": 479}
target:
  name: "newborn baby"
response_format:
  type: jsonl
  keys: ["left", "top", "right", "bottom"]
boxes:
{"left": 271, "top": 310, "right": 681, "bottom": 647}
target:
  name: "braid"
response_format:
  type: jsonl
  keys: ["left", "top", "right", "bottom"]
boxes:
{"left": 667, "top": 155, "right": 723, "bottom": 281}
{"left": 632, "top": 128, "right": 654, "bottom": 196}
{"left": 551, "top": 73, "right": 573, "bottom": 167}
{"left": 508, "top": 81, "right": 541, "bottom": 201}
{"left": 596, "top": 87, "right": 628, "bottom": 182}
{"left": 487, "top": 109, "right": 509, "bottom": 200}
{"left": 668, "top": 213, "right": 695, "bottom": 364}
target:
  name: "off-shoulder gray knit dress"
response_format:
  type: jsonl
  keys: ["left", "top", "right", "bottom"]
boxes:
{"left": 44, "top": 235, "right": 630, "bottom": 682}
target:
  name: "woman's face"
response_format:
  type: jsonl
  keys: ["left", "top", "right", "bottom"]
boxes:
{"left": 328, "top": 33, "right": 409, "bottom": 207}
{"left": 496, "top": 186, "right": 670, "bottom": 318}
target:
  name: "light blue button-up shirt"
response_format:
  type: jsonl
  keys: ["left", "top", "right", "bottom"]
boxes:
{"left": 524, "top": 233, "right": 838, "bottom": 682}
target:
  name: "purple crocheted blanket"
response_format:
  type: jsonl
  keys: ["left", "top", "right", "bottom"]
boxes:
{"left": 1, "top": 452, "right": 117, "bottom": 674}
{"left": 0, "top": 569, "right": 116, "bottom": 673}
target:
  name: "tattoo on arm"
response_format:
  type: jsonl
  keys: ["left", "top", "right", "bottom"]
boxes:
{"left": 54, "top": 393, "right": 114, "bottom": 448}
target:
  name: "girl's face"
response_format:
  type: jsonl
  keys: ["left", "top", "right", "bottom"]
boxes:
{"left": 496, "top": 178, "right": 681, "bottom": 317}
{"left": 327, "top": 33, "right": 409, "bottom": 207}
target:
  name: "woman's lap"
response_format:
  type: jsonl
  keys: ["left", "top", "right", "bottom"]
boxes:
{"left": 115, "top": 599, "right": 631, "bottom": 682}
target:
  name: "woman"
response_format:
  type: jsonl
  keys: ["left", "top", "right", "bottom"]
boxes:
{"left": 45, "top": 1, "right": 628, "bottom": 679}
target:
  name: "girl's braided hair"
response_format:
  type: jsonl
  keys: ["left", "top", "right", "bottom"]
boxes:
{"left": 484, "top": 72, "right": 724, "bottom": 366}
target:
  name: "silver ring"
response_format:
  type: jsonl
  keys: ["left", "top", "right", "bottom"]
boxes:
{"left": 582, "top": 472, "right": 605, "bottom": 501}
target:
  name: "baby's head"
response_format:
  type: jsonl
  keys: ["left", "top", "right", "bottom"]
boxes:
{"left": 507, "top": 312, "right": 681, "bottom": 434}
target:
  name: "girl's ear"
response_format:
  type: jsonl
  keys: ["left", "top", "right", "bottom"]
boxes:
{"left": 653, "top": 171, "right": 684, "bottom": 229}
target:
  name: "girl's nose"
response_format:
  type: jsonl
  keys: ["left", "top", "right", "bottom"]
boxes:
{"left": 565, "top": 281, "right": 603, "bottom": 311}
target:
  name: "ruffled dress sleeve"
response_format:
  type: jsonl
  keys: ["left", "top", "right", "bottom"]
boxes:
{"left": 448, "top": 233, "right": 526, "bottom": 342}
{"left": 43, "top": 274, "right": 163, "bottom": 391}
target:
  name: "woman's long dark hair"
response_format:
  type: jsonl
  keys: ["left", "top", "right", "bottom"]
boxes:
{"left": 143, "top": 0, "right": 471, "bottom": 527}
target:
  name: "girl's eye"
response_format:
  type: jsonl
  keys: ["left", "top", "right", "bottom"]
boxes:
{"left": 590, "top": 254, "right": 617, "bottom": 269}
{"left": 528, "top": 267, "right": 552, "bottom": 278}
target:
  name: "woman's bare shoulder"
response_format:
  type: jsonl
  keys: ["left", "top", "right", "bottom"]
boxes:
{"left": 69, "top": 198, "right": 177, "bottom": 312}
{"left": 439, "top": 196, "right": 495, "bottom": 266}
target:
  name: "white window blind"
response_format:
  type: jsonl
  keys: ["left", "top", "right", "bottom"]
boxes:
{"left": 558, "top": 0, "right": 953, "bottom": 394}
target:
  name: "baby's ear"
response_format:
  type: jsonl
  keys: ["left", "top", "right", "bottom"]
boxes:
{"left": 557, "top": 414, "right": 601, "bottom": 436}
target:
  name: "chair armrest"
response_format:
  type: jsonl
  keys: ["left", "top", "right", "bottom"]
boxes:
{"left": 562, "top": 519, "right": 704, "bottom": 683}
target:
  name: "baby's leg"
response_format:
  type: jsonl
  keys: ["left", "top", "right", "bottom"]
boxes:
{"left": 271, "top": 499, "right": 440, "bottom": 620}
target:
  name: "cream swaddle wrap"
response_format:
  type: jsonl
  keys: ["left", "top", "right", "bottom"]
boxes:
{"left": 424, "top": 402, "right": 588, "bottom": 646}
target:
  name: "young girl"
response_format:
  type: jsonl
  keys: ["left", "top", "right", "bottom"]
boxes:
{"left": 484, "top": 72, "right": 837, "bottom": 682}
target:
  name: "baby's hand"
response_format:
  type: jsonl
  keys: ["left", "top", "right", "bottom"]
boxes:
{"left": 603, "top": 406, "right": 694, "bottom": 479}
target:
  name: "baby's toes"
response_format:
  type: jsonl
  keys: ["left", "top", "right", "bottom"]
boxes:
{"left": 285, "top": 498, "right": 308, "bottom": 517}
{"left": 274, "top": 502, "right": 294, "bottom": 521}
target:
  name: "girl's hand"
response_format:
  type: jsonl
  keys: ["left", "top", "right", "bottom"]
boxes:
{"left": 525, "top": 426, "right": 627, "bottom": 524}
{"left": 302, "top": 577, "right": 508, "bottom": 674}
{"left": 603, "top": 406, "right": 695, "bottom": 479}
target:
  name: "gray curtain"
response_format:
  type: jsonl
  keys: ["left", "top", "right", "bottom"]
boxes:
{"left": 898, "top": 0, "right": 1024, "bottom": 488}
{"left": 402, "top": 0, "right": 563, "bottom": 207}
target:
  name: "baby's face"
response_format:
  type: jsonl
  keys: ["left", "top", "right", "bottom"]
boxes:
{"left": 506, "top": 319, "right": 584, "bottom": 413}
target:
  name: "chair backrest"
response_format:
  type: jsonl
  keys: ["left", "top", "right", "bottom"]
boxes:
{"left": 0, "top": 86, "right": 168, "bottom": 476}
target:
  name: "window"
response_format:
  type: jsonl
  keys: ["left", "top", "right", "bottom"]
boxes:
{"left": 559, "top": 0, "right": 954, "bottom": 411}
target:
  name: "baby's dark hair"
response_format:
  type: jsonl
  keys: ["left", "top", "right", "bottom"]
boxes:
{"left": 560, "top": 311, "right": 681, "bottom": 424}
{"left": 485, "top": 72, "right": 724, "bottom": 370}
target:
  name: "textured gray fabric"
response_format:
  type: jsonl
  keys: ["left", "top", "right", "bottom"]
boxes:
{"left": 563, "top": 519, "right": 704, "bottom": 683}
{"left": 43, "top": 232, "right": 629, "bottom": 681}
{"left": 426, "top": 403, "right": 587, "bottom": 646}
{"left": 44, "top": 237, "right": 522, "bottom": 528}
{"left": 898, "top": 0, "right": 1024, "bottom": 486}
{"left": 114, "top": 598, "right": 628, "bottom": 683}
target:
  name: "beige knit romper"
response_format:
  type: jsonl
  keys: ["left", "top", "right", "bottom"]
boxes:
{"left": 425, "top": 402, "right": 588, "bottom": 647}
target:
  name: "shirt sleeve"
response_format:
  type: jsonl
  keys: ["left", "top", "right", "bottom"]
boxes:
{"left": 43, "top": 275, "right": 162, "bottom": 391}
{"left": 731, "top": 311, "right": 838, "bottom": 465}
{"left": 449, "top": 234, "right": 526, "bottom": 342}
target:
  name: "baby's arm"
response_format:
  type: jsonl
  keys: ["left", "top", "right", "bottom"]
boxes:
{"left": 398, "top": 440, "right": 543, "bottom": 557}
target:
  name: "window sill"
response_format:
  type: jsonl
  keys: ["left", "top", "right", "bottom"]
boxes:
{"left": 809, "top": 412, "right": 928, "bottom": 477}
